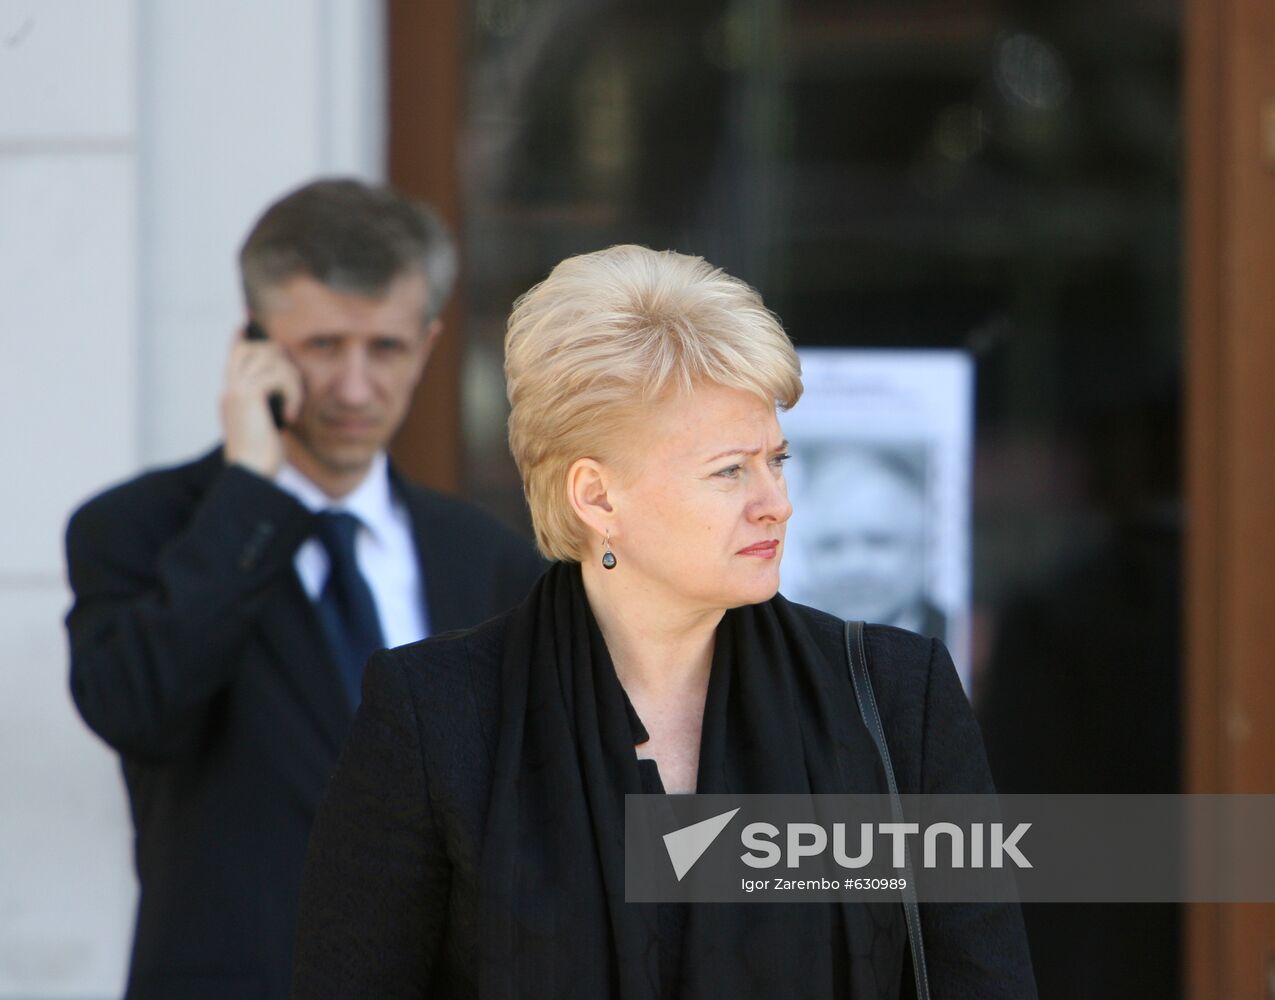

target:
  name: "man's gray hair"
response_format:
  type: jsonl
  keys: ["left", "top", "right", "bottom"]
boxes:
{"left": 239, "top": 178, "right": 458, "bottom": 324}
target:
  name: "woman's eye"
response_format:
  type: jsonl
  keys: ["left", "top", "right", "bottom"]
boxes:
{"left": 769, "top": 452, "right": 792, "bottom": 469}
{"left": 715, "top": 465, "right": 742, "bottom": 479}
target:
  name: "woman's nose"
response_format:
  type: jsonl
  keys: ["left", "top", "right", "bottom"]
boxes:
{"left": 752, "top": 470, "right": 793, "bottom": 524}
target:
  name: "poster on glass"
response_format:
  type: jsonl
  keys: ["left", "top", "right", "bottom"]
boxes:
{"left": 781, "top": 349, "right": 974, "bottom": 691}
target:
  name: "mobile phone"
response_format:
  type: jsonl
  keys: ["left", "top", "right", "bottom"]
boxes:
{"left": 244, "top": 320, "right": 288, "bottom": 430}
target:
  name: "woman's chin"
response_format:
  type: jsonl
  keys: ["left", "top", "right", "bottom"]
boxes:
{"left": 725, "top": 573, "right": 783, "bottom": 608}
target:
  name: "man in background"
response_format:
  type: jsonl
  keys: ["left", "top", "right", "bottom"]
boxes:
{"left": 64, "top": 179, "right": 544, "bottom": 1000}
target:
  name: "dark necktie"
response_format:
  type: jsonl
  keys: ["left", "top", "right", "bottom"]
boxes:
{"left": 313, "top": 511, "right": 385, "bottom": 708}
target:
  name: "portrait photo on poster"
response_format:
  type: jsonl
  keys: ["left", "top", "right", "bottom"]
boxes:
{"left": 781, "top": 349, "right": 974, "bottom": 690}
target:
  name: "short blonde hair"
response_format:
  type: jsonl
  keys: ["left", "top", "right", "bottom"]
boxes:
{"left": 505, "top": 245, "right": 803, "bottom": 562}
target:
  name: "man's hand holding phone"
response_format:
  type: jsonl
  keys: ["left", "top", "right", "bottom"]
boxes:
{"left": 221, "top": 321, "right": 304, "bottom": 479}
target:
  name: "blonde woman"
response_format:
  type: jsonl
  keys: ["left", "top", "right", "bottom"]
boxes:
{"left": 291, "top": 246, "right": 1035, "bottom": 999}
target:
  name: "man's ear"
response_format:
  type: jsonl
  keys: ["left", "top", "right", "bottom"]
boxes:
{"left": 566, "top": 458, "right": 616, "bottom": 539}
{"left": 421, "top": 318, "right": 444, "bottom": 361}
{"left": 411, "top": 318, "right": 444, "bottom": 380}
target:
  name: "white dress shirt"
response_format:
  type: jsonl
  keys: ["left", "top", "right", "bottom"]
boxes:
{"left": 275, "top": 452, "right": 430, "bottom": 649}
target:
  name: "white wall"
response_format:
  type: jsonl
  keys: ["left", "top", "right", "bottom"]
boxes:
{"left": 0, "top": 1, "right": 384, "bottom": 995}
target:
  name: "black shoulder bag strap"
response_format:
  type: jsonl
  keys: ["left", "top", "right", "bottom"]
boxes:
{"left": 843, "top": 620, "right": 931, "bottom": 1000}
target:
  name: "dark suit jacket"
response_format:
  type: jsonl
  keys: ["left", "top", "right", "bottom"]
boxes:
{"left": 64, "top": 447, "right": 545, "bottom": 1000}
{"left": 292, "top": 606, "right": 1037, "bottom": 999}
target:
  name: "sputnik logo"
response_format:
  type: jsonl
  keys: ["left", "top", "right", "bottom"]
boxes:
{"left": 662, "top": 808, "right": 740, "bottom": 881}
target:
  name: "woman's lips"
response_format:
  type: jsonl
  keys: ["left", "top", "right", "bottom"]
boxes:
{"left": 737, "top": 540, "right": 780, "bottom": 558}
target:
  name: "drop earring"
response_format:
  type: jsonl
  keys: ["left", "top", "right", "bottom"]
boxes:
{"left": 602, "top": 530, "right": 617, "bottom": 570}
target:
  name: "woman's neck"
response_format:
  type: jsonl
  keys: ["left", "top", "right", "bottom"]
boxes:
{"left": 580, "top": 560, "right": 722, "bottom": 700}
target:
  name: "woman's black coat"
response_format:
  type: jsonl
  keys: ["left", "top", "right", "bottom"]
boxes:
{"left": 291, "top": 603, "right": 1036, "bottom": 999}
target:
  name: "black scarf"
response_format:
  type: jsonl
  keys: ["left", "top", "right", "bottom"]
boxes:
{"left": 477, "top": 562, "right": 907, "bottom": 999}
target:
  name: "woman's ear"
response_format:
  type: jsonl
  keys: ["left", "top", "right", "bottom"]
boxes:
{"left": 566, "top": 458, "right": 615, "bottom": 538}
